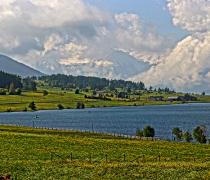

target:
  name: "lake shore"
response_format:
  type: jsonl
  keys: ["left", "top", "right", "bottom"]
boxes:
{"left": 0, "top": 89, "right": 209, "bottom": 113}
{"left": 1, "top": 103, "right": 210, "bottom": 140}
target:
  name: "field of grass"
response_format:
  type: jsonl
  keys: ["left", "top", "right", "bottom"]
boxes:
{"left": 0, "top": 87, "right": 207, "bottom": 112}
{"left": 1, "top": 126, "right": 210, "bottom": 179}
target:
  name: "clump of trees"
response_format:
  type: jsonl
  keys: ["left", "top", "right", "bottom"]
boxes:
{"left": 193, "top": 126, "right": 207, "bottom": 144}
{"left": 172, "top": 128, "right": 183, "bottom": 141}
{"left": 76, "top": 102, "right": 85, "bottom": 109}
{"left": 0, "top": 71, "right": 37, "bottom": 96}
{"left": 22, "top": 78, "right": 37, "bottom": 91}
{"left": 136, "top": 126, "right": 155, "bottom": 138}
{"left": 172, "top": 126, "right": 207, "bottom": 144}
{"left": 39, "top": 74, "right": 145, "bottom": 91}
{"left": 8, "top": 83, "right": 22, "bottom": 95}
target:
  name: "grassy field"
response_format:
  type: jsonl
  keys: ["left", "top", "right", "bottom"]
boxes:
{"left": 1, "top": 88, "right": 208, "bottom": 112}
{"left": 1, "top": 126, "right": 210, "bottom": 179}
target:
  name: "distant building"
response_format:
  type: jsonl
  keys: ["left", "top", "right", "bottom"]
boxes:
{"left": 168, "top": 97, "right": 179, "bottom": 102}
{"left": 168, "top": 95, "right": 198, "bottom": 102}
{"left": 148, "top": 96, "right": 164, "bottom": 101}
{"left": 177, "top": 95, "right": 197, "bottom": 101}
{"left": 117, "top": 92, "right": 129, "bottom": 99}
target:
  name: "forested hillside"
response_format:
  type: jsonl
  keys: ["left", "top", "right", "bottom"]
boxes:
{"left": 0, "top": 71, "right": 22, "bottom": 89}
{"left": 39, "top": 74, "right": 145, "bottom": 90}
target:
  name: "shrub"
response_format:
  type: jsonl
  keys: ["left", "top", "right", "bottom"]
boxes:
{"left": 43, "top": 90, "right": 48, "bottom": 96}
{"left": 0, "top": 89, "right": 7, "bottom": 95}
{"left": 28, "top": 101, "right": 36, "bottom": 111}
{"left": 57, "top": 104, "right": 64, "bottom": 110}
{"left": 16, "top": 88, "right": 22, "bottom": 95}
{"left": 143, "top": 126, "right": 155, "bottom": 137}
{"left": 6, "top": 108, "right": 12, "bottom": 112}
{"left": 75, "top": 89, "right": 80, "bottom": 94}
{"left": 193, "top": 126, "right": 207, "bottom": 144}
{"left": 172, "top": 128, "right": 182, "bottom": 141}
{"left": 23, "top": 107, "right": 28, "bottom": 112}
{"left": 76, "top": 102, "right": 85, "bottom": 109}
{"left": 136, "top": 128, "right": 144, "bottom": 137}
{"left": 183, "top": 131, "right": 193, "bottom": 142}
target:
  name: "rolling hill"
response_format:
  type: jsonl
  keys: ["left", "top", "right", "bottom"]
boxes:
{"left": 0, "top": 54, "right": 44, "bottom": 77}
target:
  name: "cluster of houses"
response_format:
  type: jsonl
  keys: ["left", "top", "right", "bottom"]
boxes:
{"left": 148, "top": 94, "right": 198, "bottom": 102}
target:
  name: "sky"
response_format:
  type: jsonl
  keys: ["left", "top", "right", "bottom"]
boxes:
{"left": 87, "top": 0, "right": 188, "bottom": 38}
{"left": 0, "top": 0, "right": 210, "bottom": 92}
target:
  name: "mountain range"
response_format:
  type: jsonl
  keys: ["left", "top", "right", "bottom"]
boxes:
{"left": 0, "top": 51, "right": 151, "bottom": 81}
{"left": 0, "top": 54, "right": 44, "bottom": 77}
{"left": 35, "top": 50, "right": 151, "bottom": 80}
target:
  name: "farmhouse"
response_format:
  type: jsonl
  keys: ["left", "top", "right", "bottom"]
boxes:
{"left": 148, "top": 96, "right": 164, "bottom": 101}
{"left": 177, "top": 95, "right": 197, "bottom": 101}
{"left": 168, "top": 97, "right": 178, "bottom": 102}
{"left": 168, "top": 95, "right": 198, "bottom": 102}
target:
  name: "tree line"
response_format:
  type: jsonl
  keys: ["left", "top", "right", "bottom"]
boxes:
{"left": 136, "top": 125, "right": 209, "bottom": 144}
{"left": 38, "top": 74, "right": 145, "bottom": 90}
{"left": 0, "top": 71, "right": 37, "bottom": 95}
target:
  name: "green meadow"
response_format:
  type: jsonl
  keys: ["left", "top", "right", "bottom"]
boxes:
{"left": 0, "top": 126, "right": 210, "bottom": 179}
{"left": 1, "top": 88, "right": 208, "bottom": 112}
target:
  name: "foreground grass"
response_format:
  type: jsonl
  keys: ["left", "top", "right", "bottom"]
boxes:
{"left": 1, "top": 126, "right": 210, "bottom": 179}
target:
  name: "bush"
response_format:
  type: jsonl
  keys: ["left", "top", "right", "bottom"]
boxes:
{"left": 57, "top": 104, "right": 64, "bottom": 110}
{"left": 136, "top": 126, "right": 155, "bottom": 138}
{"left": 6, "top": 108, "right": 12, "bottom": 112}
{"left": 16, "top": 88, "right": 22, "bottom": 95}
{"left": 183, "top": 131, "right": 193, "bottom": 142}
{"left": 8, "top": 88, "right": 22, "bottom": 95}
{"left": 0, "top": 89, "right": 7, "bottom": 95}
{"left": 76, "top": 102, "right": 85, "bottom": 109}
{"left": 43, "top": 90, "right": 48, "bottom": 96}
{"left": 193, "top": 126, "right": 207, "bottom": 144}
{"left": 172, "top": 128, "right": 182, "bottom": 141}
{"left": 136, "top": 128, "right": 144, "bottom": 137}
{"left": 28, "top": 101, "right": 36, "bottom": 111}
{"left": 143, "top": 126, "right": 155, "bottom": 137}
{"left": 23, "top": 107, "right": 28, "bottom": 112}
{"left": 75, "top": 89, "right": 80, "bottom": 94}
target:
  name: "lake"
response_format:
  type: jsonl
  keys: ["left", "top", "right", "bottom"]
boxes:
{"left": 0, "top": 103, "right": 210, "bottom": 139}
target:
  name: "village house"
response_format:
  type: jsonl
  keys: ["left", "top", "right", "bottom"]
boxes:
{"left": 148, "top": 96, "right": 164, "bottom": 101}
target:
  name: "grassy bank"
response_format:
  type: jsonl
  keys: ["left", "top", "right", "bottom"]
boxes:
{"left": 0, "top": 126, "right": 210, "bottom": 179}
{"left": 0, "top": 88, "right": 206, "bottom": 112}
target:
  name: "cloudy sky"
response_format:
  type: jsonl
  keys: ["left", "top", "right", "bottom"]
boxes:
{"left": 0, "top": 0, "right": 210, "bottom": 92}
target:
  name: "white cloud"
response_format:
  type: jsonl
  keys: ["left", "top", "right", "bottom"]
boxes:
{"left": 131, "top": 32, "right": 210, "bottom": 91}
{"left": 0, "top": 0, "right": 171, "bottom": 80}
{"left": 0, "top": 35, "right": 19, "bottom": 49}
{"left": 167, "top": 0, "right": 210, "bottom": 32}
{"left": 131, "top": 0, "right": 210, "bottom": 92}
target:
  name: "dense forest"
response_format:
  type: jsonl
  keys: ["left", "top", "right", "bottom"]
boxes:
{"left": 39, "top": 74, "right": 145, "bottom": 90}
{"left": 0, "top": 71, "right": 36, "bottom": 92}
{"left": 0, "top": 71, "right": 22, "bottom": 89}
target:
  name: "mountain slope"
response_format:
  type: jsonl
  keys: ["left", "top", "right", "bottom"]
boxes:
{"left": 36, "top": 50, "right": 150, "bottom": 80}
{"left": 0, "top": 54, "right": 44, "bottom": 77}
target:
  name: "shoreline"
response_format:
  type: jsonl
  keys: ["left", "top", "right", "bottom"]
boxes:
{"left": 0, "top": 101, "right": 208, "bottom": 114}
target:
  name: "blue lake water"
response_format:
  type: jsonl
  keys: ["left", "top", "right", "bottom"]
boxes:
{"left": 0, "top": 103, "right": 210, "bottom": 139}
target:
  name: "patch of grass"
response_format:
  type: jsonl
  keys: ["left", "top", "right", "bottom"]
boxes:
{"left": 0, "top": 126, "right": 210, "bottom": 179}
{"left": 0, "top": 89, "right": 204, "bottom": 112}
